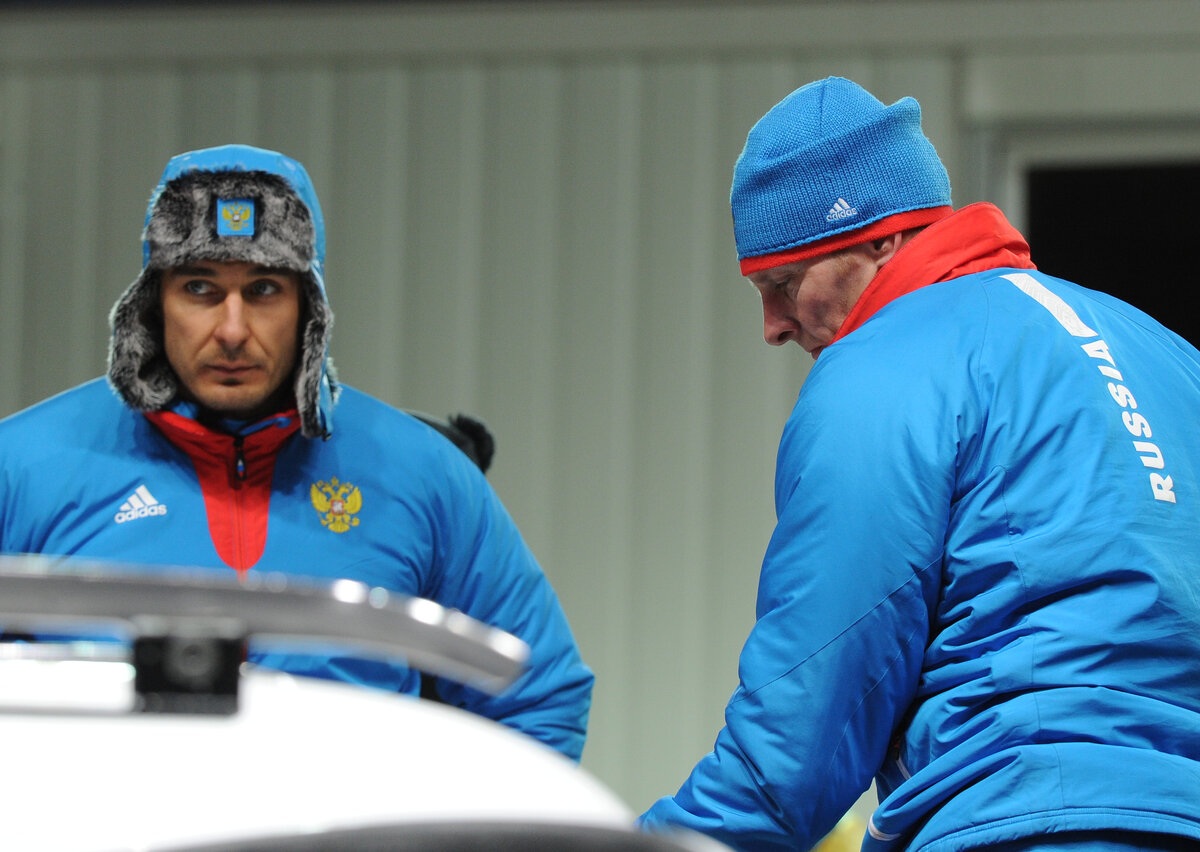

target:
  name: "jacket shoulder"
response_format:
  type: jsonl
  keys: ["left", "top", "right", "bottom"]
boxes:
{"left": 0, "top": 379, "right": 137, "bottom": 475}
{"left": 329, "top": 386, "right": 438, "bottom": 437}
{"left": 326, "top": 386, "right": 480, "bottom": 469}
{"left": 0, "top": 378, "right": 128, "bottom": 434}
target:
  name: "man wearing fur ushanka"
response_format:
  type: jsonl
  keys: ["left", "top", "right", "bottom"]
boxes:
{"left": 0, "top": 144, "right": 593, "bottom": 761}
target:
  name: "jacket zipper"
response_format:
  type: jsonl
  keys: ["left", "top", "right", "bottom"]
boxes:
{"left": 233, "top": 436, "right": 247, "bottom": 484}
{"left": 232, "top": 436, "right": 247, "bottom": 572}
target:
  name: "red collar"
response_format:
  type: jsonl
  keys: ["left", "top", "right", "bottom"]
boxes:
{"left": 143, "top": 408, "right": 301, "bottom": 573}
{"left": 831, "top": 202, "right": 1036, "bottom": 346}
{"left": 145, "top": 408, "right": 301, "bottom": 459}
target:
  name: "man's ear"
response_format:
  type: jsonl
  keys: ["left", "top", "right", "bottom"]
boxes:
{"left": 870, "top": 231, "right": 906, "bottom": 269}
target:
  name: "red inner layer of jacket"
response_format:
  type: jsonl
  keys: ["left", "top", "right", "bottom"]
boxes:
{"left": 145, "top": 409, "right": 300, "bottom": 573}
{"left": 831, "top": 202, "right": 1037, "bottom": 347}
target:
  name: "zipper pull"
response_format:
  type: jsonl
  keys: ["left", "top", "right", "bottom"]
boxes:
{"left": 234, "top": 435, "right": 246, "bottom": 483}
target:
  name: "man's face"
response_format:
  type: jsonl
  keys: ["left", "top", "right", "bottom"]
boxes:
{"left": 160, "top": 260, "right": 302, "bottom": 421}
{"left": 747, "top": 244, "right": 882, "bottom": 359}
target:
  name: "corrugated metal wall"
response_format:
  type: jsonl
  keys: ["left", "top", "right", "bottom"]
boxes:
{"left": 3, "top": 0, "right": 1200, "bottom": 819}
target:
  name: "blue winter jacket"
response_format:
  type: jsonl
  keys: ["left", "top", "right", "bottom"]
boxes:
{"left": 0, "top": 383, "right": 594, "bottom": 760}
{"left": 0, "top": 145, "right": 592, "bottom": 760}
{"left": 641, "top": 204, "right": 1200, "bottom": 850}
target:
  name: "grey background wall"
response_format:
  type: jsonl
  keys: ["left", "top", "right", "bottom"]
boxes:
{"left": 3, "top": 0, "right": 1199, "bottom": 823}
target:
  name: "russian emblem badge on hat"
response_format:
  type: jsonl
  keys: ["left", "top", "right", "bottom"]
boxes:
{"left": 216, "top": 198, "right": 256, "bottom": 237}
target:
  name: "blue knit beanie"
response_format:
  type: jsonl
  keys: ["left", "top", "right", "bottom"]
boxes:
{"left": 732, "top": 77, "right": 952, "bottom": 274}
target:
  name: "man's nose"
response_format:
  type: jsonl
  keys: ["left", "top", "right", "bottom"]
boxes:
{"left": 762, "top": 300, "right": 794, "bottom": 346}
{"left": 213, "top": 296, "right": 250, "bottom": 350}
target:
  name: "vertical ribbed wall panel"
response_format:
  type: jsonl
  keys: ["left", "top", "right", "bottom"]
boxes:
{"left": 0, "top": 72, "right": 31, "bottom": 409}
{"left": 327, "top": 68, "right": 412, "bottom": 407}
{"left": 480, "top": 64, "right": 564, "bottom": 553}
{"left": 628, "top": 60, "right": 718, "bottom": 799}
{"left": 547, "top": 59, "right": 644, "bottom": 793}
{"left": 393, "top": 67, "right": 488, "bottom": 413}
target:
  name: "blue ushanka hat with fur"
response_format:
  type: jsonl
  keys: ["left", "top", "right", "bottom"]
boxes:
{"left": 107, "top": 144, "right": 338, "bottom": 439}
{"left": 731, "top": 77, "right": 952, "bottom": 274}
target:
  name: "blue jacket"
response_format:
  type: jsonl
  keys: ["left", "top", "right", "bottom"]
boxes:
{"left": 641, "top": 204, "right": 1200, "bottom": 849}
{"left": 0, "top": 381, "right": 594, "bottom": 760}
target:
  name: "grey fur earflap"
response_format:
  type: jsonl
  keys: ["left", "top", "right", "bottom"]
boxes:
{"left": 107, "top": 166, "right": 338, "bottom": 438}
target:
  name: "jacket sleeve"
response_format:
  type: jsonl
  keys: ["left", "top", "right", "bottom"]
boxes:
{"left": 640, "top": 345, "right": 959, "bottom": 850}
{"left": 419, "top": 444, "right": 594, "bottom": 762}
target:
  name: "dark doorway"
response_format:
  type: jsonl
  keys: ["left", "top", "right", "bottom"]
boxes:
{"left": 1025, "top": 162, "right": 1200, "bottom": 348}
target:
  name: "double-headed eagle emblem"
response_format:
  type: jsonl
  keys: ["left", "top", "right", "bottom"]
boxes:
{"left": 222, "top": 203, "right": 253, "bottom": 231}
{"left": 310, "top": 477, "right": 362, "bottom": 533}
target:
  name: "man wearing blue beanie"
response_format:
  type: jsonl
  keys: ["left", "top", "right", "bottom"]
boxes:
{"left": 640, "top": 77, "right": 1200, "bottom": 852}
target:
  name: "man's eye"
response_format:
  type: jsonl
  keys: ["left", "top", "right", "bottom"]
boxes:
{"left": 249, "top": 279, "right": 281, "bottom": 296}
{"left": 183, "top": 280, "right": 212, "bottom": 295}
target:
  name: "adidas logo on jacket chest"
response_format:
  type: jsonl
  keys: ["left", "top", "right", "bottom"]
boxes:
{"left": 114, "top": 485, "right": 168, "bottom": 524}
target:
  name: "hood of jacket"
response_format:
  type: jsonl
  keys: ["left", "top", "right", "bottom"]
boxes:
{"left": 107, "top": 144, "right": 338, "bottom": 439}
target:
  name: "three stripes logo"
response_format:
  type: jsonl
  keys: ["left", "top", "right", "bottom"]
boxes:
{"left": 825, "top": 197, "right": 859, "bottom": 222}
{"left": 114, "top": 485, "right": 168, "bottom": 524}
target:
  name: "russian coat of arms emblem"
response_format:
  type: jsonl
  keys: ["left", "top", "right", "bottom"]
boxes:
{"left": 310, "top": 477, "right": 362, "bottom": 533}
